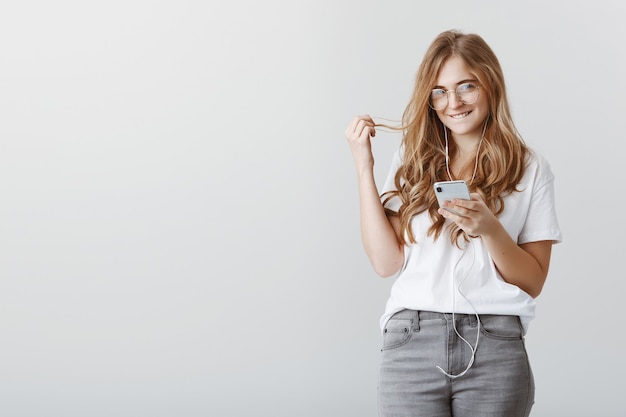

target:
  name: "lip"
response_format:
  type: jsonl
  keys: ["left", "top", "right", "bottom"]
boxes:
{"left": 448, "top": 110, "right": 472, "bottom": 119}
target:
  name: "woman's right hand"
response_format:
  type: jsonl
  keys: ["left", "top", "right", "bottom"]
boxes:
{"left": 344, "top": 114, "right": 404, "bottom": 277}
{"left": 345, "top": 115, "right": 376, "bottom": 172}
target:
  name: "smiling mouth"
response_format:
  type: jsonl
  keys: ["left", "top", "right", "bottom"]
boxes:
{"left": 450, "top": 111, "right": 471, "bottom": 119}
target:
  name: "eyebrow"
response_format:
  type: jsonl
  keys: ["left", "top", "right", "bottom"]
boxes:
{"left": 432, "top": 79, "right": 478, "bottom": 90}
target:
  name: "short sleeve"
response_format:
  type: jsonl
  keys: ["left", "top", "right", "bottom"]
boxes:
{"left": 518, "top": 154, "right": 563, "bottom": 245}
{"left": 381, "top": 149, "right": 403, "bottom": 212}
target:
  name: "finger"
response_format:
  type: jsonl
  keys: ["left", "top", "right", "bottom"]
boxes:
{"left": 356, "top": 119, "right": 375, "bottom": 138}
{"left": 442, "top": 200, "right": 461, "bottom": 211}
{"left": 346, "top": 115, "right": 376, "bottom": 139}
{"left": 347, "top": 115, "right": 365, "bottom": 135}
{"left": 450, "top": 199, "right": 477, "bottom": 212}
{"left": 346, "top": 116, "right": 361, "bottom": 136}
{"left": 438, "top": 207, "right": 461, "bottom": 219}
{"left": 356, "top": 118, "right": 374, "bottom": 130}
{"left": 361, "top": 114, "right": 375, "bottom": 125}
{"left": 466, "top": 193, "right": 484, "bottom": 205}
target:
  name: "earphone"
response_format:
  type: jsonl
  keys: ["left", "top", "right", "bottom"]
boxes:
{"left": 435, "top": 235, "right": 482, "bottom": 379}
{"left": 443, "top": 121, "right": 487, "bottom": 183}
{"left": 435, "top": 119, "right": 489, "bottom": 378}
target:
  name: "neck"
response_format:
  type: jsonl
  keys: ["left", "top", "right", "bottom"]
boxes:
{"left": 451, "top": 141, "right": 480, "bottom": 163}
{"left": 449, "top": 130, "right": 482, "bottom": 156}
{"left": 444, "top": 127, "right": 486, "bottom": 184}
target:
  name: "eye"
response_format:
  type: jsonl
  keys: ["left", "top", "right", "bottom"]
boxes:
{"left": 431, "top": 89, "right": 446, "bottom": 98}
{"left": 457, "top": 83, "right": 477, "bottom": 93}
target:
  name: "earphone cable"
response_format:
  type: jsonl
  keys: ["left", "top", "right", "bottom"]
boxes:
{"left": 436, "top": 239, "right": 482, "bottom": 379}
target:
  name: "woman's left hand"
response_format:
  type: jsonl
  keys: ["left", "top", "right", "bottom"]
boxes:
{"left": 437, "top": 193, "right": 499, "bottom": 238}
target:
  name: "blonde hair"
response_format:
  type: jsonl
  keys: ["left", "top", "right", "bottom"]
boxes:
{"left": 380, "top": 30, "right": 528, "bottom": 246}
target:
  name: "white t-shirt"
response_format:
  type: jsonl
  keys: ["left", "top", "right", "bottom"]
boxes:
{"left": 380, "top": 148, "right": 562, "bottom": 334}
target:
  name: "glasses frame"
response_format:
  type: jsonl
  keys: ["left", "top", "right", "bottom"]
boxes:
{"left": 429, "top": 83, "right": 481, "bottom": 110}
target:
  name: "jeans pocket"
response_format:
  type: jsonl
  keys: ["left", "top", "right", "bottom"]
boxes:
{"left": 479, "top": 315, "right": 524, "bottom": 341}
{"left": 381, "top": 317, "right": 414, "bottom": 350}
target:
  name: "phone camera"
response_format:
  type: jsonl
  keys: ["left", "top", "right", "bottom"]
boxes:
{"left": 436, "top": 187, "right": 442, "bottom": 192}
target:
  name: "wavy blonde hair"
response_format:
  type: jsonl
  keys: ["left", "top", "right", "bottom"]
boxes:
{"left": 380, "top": 30, "right": 528, "bottom": 246}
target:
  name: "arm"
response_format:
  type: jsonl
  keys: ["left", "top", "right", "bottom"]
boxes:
{"left": 439, "top": 195, "right": 553, "bottom": 297}
{"left": 477, "top": 224, "right": 552, "bottom": 298}
{"left": 345, "top": 115, "right": 404, "bottom": 277}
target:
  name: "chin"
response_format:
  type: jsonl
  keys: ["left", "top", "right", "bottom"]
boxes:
{"left": 449, "top": 127, "right": 482, "bottom": 137}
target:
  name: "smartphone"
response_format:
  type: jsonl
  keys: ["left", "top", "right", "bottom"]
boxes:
{"left": 433, "top": 180, "right": 471, "bottom": 215}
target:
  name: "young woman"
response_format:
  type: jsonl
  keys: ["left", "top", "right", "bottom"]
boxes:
{"left": 345, "top": 30, "right": 561, "bottom": 417}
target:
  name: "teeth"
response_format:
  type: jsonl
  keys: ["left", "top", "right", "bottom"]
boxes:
{"left": 451, "top": 112, "right": 470, "bottom": 119}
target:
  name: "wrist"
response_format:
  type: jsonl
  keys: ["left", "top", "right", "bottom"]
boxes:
{"left": 355, "top": 164, "right": 375, "bottom": 179}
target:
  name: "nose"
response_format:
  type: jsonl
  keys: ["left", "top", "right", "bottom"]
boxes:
{"left": 447, "top": 91, "right": 464, "bottom": 108}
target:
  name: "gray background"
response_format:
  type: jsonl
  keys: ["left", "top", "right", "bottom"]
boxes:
{"left": 0, "top": 0, "right": 623, "bottom": 416}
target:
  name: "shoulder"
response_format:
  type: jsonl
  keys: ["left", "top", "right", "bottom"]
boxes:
{"left": 388, "top": 145, "right": 405, "bottom": 171}
{"left": 524, "top": 148, "right": 555, "bottom": 185}
{"left": 395, "top": 144, "right": 406, "bottom": 161}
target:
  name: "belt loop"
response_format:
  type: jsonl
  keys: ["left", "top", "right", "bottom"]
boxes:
{"left": 414, "top": 310, "right": 421, "bottom": 332}
{"left": 469, "top": 313, "right": 478, "bottom": 328}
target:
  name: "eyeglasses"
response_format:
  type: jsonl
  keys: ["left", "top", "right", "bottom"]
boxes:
{"left": 429, "top": 83, "right": 481, "bottom": 110}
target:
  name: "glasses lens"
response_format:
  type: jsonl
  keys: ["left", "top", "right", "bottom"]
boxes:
{"left": 457, "top": 83, "right": 479, "bottom": 104}
{"left": 430, "top": 89, "right": 447, "bottom": 110}
{"left": 430, "top": 84, "right": 480, "bottom": 109}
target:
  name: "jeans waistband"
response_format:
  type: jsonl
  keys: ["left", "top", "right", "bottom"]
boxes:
{"left": 392, "top": 309, "right": 524, "bottom": 333}
{"left": 392, "top": 309, "right": 485, "bottom": 327}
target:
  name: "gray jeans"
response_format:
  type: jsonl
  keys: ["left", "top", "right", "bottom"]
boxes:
{"left": 378, "top": 310, "right": 534, "bottom": 417}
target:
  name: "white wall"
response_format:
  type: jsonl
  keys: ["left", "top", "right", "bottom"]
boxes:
{"left": 0, "top": 1, "right": 623, "bottom": 416}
